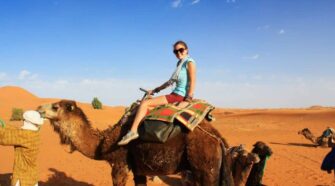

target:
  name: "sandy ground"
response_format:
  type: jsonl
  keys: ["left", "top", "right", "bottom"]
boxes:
{"left": 0, "top": 86, "right": 335, "bottom": 186}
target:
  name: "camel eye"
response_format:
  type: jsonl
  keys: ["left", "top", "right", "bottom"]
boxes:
{"left": 52, "top": 105, "right": 59, "bottom": 111}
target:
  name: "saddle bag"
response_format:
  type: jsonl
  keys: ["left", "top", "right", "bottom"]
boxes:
{"left": 138, "top": 120, "right": 182, "bottom": 143}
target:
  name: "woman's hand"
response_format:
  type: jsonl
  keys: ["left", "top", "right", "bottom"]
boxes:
{"left": 147, "top": 90, "right": 155, "bottom": 95}
{"left": 184, "top": 95, "right": 193, "bottom": 102}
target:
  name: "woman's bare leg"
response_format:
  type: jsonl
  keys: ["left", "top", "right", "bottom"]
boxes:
{"left": 130, "top": 95, "right": 168, "bottom": 133}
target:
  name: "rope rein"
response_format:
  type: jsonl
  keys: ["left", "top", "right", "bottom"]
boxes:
{"left": 197, "top": 125, "right": 227, "bottom": 149}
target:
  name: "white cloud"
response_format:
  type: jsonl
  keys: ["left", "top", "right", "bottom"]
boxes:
{"left": 243, "top": 54, "right": 260, "bottom": 60}
{"left": 29, "top": 74, "right": 38, "bottom": 80}
{"left": 15, "top": 77, "right": 164, "bottom": 106}
{"left": 191, "top": 0, "right": 200, "bottom": 5}
{"left": 0, "top": 73, "right": 7, "bottom": 81}
{"left": 196, "top": 76, "right": 335, "bottom": 108}
{"left": 2, "top": 70, "right": 335, "bottom": 108}
{"left": 278, "top": 29, "right": 285, "bottom": 35}
{"left": 172, "top": 0, "right": 182, "bottom": 8}
{"left": 18, "top": 70, "right": 38, "bottom": 80}
{"left": 251, "top": 54, "right": 259, "bottom": 60}
{"left": 18, "top": 70, "right": 31, "bottom": 80}
{"left": 257, "top": 25, "right": 270, "bottom": 31}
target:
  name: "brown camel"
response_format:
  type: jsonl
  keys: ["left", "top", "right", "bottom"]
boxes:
{"left": 226, "top": 145, "right": 260, "bottom": 186}
{"left": 37, "top": 100, "right": 234, "bottom": 186}
{"left": 246, "top": 141, "right": 272, "bottom": 186}
{"left": 180, "top": 145, "right": 260, "bottom": 186}
{"left": 298, "top": 128, "right": 333, "bottom": 147}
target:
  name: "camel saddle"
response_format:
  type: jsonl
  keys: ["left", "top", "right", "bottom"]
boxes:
{"left": 138, "top": 100, "right": 215, "bottom": 143}
{"left": 145, "top": 99, "right": 215, "bottom": 131}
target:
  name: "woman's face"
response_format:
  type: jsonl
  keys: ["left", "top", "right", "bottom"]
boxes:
{"left": 173, "top": 44, "right": 188, "bottom": 60}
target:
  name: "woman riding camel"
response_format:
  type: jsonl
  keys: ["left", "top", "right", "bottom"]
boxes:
{"left": 118, "top": 40, "right": 196, "bottom": 145}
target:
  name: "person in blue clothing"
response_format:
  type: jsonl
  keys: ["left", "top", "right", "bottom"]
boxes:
{"left": 321, "top": 135, "right": 335, "bottom": 177}
{"left": 118, "top": 40, "right": 197, "bottom": 145}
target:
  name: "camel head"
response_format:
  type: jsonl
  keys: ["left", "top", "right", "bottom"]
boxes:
{"left": 37, "top": 100, "right": 91, "bottom": 147}
{"left": 298, "top": 128, "right": 312, "bottom": 136}
{"left": 298, "top": 128, "right": 319, "bottom": 145}
{"left": 251, "top": 141, "right": 273, "bottom": 159}
{"left": 245, "top": 141, "right": 273, "bottom": 186}
{"left": 228, "top": 145, "right": 260, "bottom": 186}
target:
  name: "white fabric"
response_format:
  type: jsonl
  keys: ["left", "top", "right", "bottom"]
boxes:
{"left": 168, "top": 55, "right": 190, "bottom": 84}
{"left": 23, "top": 110, "right": 44, "bottom": 125}
{"left": 15, "top": 180, "right": 39, "bottom": 186}
{"left": 21, "top": 121, "right": 39, "bottom": 131}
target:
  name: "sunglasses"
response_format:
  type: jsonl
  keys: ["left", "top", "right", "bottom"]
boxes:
{"left": 173, "top": 48, "right": 185, "bottom": 55}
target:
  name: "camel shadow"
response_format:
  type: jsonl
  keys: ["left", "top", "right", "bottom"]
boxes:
{"left": 270, "top": 142, "right": 318, "bottom": 148}
{"left": 40, "top": 168, "right": 94, "bottom": 186}
{"left": 0, "top": 173, "right": 11, "bottom": 186}
{"left": 1, "top": 169, "right": 94, "bottom": 186}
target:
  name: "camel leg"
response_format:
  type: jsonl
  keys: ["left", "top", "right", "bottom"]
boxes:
{"left": 133, "top": 175, "right": 147, "bottom": 186}
{"left": 111, "top": 163, "right": 128, "bottom": 186}
{"left": 188, "top": 167, "right": 220, "bottom": 186}
{"left": 186, "top": 132, "right": 222, "bottom": 185}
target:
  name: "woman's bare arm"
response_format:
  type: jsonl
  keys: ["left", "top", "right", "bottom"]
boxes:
{"left": 187, "top": 62, "right": 196, "bottom": 98}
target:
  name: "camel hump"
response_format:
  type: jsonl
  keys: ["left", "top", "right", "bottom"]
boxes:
{"left": 136, "top": 100, "right": 214, "bottom": 143}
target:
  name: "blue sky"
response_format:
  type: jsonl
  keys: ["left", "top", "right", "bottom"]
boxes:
{"left": 0, "top": 0, "right": 335, "bottom": 108}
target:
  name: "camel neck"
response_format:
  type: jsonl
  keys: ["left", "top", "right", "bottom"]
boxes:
{"left": 66, "top": 120, "right": 102, "bottom": 159}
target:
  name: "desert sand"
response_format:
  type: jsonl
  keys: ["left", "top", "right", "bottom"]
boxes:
{"left": 0, "top": 86, "right": 334, "bottom": 186}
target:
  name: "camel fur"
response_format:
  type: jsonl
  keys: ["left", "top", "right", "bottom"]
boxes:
{"left": 179, "top": 144, "right": 260, "bottom": 186}
{"left": 37, "top": 100, "right": 234, "bottom": 186}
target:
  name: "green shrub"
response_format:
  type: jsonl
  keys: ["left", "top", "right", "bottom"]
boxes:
{"left": 91, "top": 97, "right": 103, "bottom": 109}
{"left": 10, "top": 108, "right": 24, "bottom": 121}
{"left": 0, "top": 118, "right": 5, "bottom": 128}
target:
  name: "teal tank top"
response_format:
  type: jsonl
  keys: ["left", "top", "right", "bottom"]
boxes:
{"left": 172, "top": 57, "right": 196, "bottom": 97}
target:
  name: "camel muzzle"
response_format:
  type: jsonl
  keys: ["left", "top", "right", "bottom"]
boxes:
{"left": 36, "top": 104, "right": 52, "bottom": 118}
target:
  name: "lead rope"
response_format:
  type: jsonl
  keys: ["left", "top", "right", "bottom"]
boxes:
{"left": 197, "top": 125, "right": 235, "bottom": 186}
{"left": 197, "top": 125, "right": 225, "bottom": 145}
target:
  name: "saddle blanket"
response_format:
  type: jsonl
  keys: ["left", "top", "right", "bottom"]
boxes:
{"left": 145, "top": 100, "right": 215, "bottom": 131}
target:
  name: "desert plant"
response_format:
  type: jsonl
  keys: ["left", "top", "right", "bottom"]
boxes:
{"left": 0, "top": 117, "right": 5, "bottom": 128}
{"left": 91, "top": 97, "right": 103, "bottom": 109}
{"left": 10, "top": 108, "right": 24, "bottom": 121}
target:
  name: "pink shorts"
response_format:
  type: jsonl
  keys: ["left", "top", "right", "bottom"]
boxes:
{"left": 165, "top": 93, "right": 185, "bottom": 103}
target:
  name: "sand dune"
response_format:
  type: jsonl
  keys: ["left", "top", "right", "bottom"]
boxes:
{"left": 0, "top": 86, "right": 334, "bottom": 186}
